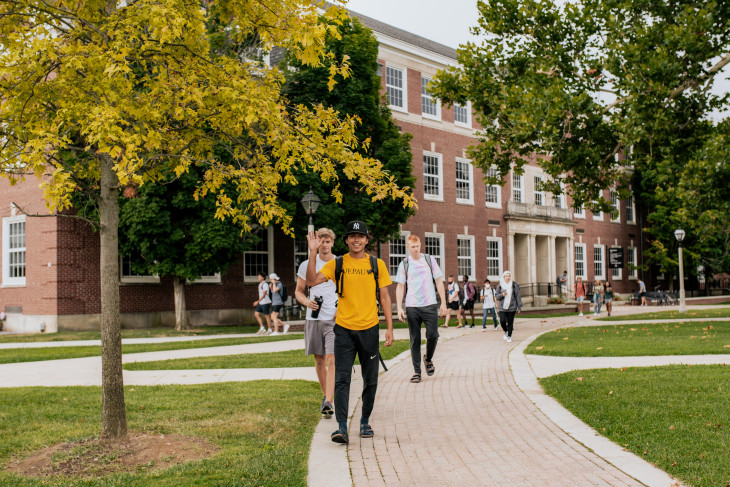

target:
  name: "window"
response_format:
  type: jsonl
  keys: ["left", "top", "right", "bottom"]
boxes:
{"left": 294, "top": 240, "right": 308, "bottom": 276}
{"left": 626, "top": 196, "right": 636, "bottom": 223}
{"left": 611, "top": 265, "right": 622, "bottom": 280}
{"left": 424, "top": 233, "right": 444, "bottom": 274}
{"left": 457, "top": 236, "right": 475, "bottom": 280}
{"left": 386, "top": 65, "right": 406, "bottom": 110}
{"left": 484, "top": 166, "right": 501, "bottom": 208}
{"left": 592, "top": 200, "right": 604, "bottom": 221}
{"left": 190, "top": 272, "right": 221, "bottom": 284}
{"left": 573, "top": 204, "right": 585, "bottom": 219}
{"left": 533, "top": 175, "right": 544, "bottom": 206}
{"left": 512, "top": 172, "right": 524, "bottom": 202}
{"left": 627, "top": 247, "right": 638, "bottom": 279}
{"left": 593, "top": 245, "right": 605, "bottom": 280}
{"left": 486, "top": 237, "right": 503, "bottom": 279}
{"left": 553, "top": 183, "right": 565, "bottom": 208}
{"left": 455, "top": 158, "right": 474, "bottom": 204}
{"left": 121, "top": 255, "right": 160, "bottom": 284}
{"left": 575, "top": 243, "right": 586, "bottom": 279}
{"left": 421, "top": 76, "right": 440, "bottom": 119}
{"left": 610, "top": 190, "right": 620, "bottom": 222}
{"left": 423, "top": 152, "right": 443, "bottom": 200}
{"left": 2, "top": 215, "right": 26, "bottom": 287}
{"left": 388, "top": 233, "right": 408, "bottom": 277}
{"left": 244, "top": 227, "right": 273, "bottom": 281}
{"left": 454, "top": 102, "right": 471, "bottom": 127}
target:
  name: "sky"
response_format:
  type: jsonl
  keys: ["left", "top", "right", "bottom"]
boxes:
{"left": 341, "top": 0, "right": 729, "bottom": 122}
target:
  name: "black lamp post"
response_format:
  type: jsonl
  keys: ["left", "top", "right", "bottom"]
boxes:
{"left": 674, "top": 227, "right": 687, "bottom": 313}
{"left": 300, "top": 187, "right": 321, "bottom": 233}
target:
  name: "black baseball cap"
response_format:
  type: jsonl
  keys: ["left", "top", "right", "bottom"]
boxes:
{"left": 343, "top": 220, "right": 369, "bottom": 240}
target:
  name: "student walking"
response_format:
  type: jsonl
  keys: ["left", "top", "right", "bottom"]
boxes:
{"left": 496, "top": 271, "right": 522, "bottom": 343}
{"left": 462, "top": 275, "right": 477, "bottom": 327}
{"left": 604, "top": 281, "right": 614, "bottom": 316}
{"left": 593, "top": 279, "right": 605, "bottom": 316}
{"left": 638, "top": 279, "right": 647, "bottom": 306}
{"left": 575, "top": 276, "right": 587, "bottom": 316}
{"left": 443, "top": 275, "right": 463, "bottom": 328}
{"left": 480, "top": 279, "right": 499, "bottom": 331}
{"left": 295, "top": 228, "right": 338, "bottom": 418}
{"left": 253, "top": 272, "right": 272, "bottom": 335}
{"left": 306, "top": 221, "right": 393, "bottom": 444}
{"left": 395, "top": 235, "right": 447, "bottom": 384}
{"left": 268, "top": 273, "right": 290, "bottom": 336}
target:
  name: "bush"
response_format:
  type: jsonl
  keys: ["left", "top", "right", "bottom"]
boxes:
{"left": 547, "top": 296, "right": 565, "bottom": 304}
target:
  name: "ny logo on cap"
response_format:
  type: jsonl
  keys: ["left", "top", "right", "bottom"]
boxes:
{"left": 353, "top": 223, "right": 360, "bottom": 230}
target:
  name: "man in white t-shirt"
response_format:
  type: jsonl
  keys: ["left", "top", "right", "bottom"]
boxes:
{"left": 254, "top": 272, "right": 272, "bottom": 334}
{"left": 395, "top": 235, "right": 447, "bottom": 383}
{"left": 295, "top": 227, "right": 338, "bottom": 418}
{"left": 443, "top": 275, "right": 463, "bottom": 328}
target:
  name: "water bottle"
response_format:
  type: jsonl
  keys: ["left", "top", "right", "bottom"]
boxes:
{"left": 310, "top": 296, "right": 324, "bottom": 319}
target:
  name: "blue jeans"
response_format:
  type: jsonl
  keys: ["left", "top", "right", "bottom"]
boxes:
{"left": 483, "top": 306, "right": 498, "bottom": 328}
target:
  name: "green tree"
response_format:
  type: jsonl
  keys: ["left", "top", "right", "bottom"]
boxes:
{"left": 0, "top": 0, "right": 414, "bottom": 439}
{"left": 280, "top": 16, "right": 416, "bottom": 252}
{"left": 430, "top": 0, "right": 730, "bottom": 278}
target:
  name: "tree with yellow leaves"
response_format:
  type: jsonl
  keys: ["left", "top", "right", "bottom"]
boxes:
{"left": 0, "top": 0, "right": 414, "bottom": 439}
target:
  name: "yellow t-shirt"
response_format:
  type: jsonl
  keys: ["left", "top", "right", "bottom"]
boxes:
{"left": 320, "top": 254, "right": 392, "bottom": 331}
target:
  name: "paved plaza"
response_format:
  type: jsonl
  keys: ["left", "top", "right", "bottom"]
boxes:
{"left": 2, "top": 306, "right": 728, "bottom": 486}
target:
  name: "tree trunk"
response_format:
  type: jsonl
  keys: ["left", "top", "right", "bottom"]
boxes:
{"left": 99, "top": 155, "right": 127, "bottom": 439}
{"left": 173, "top": 276, "right": 189, "bottom": 331}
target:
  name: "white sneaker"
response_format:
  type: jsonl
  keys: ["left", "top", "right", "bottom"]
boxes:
{"left": 503, "top": 332, "right": 508, "bottom": 341}
{"left": 579, "top": 312, "right": 583, "bottom": 316}
{"left": 266, "top": 329, "right": 273, "bottom": 334}
{"left": 506, "top": 336, "right": 512, "bottom": 343}
{"left": 283, "top": 324, "right": 290, "bottom": 334}
{"left": 270, "top": 331, "right": 280, "bottom": 336}
{"left": 256, "top": 327, "right": 265, "bottom": 335}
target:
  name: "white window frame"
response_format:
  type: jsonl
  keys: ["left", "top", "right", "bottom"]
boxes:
{"left": 610, "top": 190, "right": 620, "bottom": 223}
{"left": 609, "top": 246, "right": 622, "bottom": 280}
{"left": 573, "top": 203, "right": 586, "bottom": 219}
{"left": 385, "top": 64, "right": 407, "bottom": 113}
{"left": 511, "top": 172, "right": 524, "bottom": 203}
{"left": 388, "top": 231, "right": 409, "bottom": 279}
{"left": 575, "top": 243, "right": 587, "bottom": 279}
{"left": 455, "top": 157, "right": 474, "bottom": 205}
{"left": 593, "top": 244, "right": 605, "bottom": 280}
{"left": 627, "top": 247, "right": 638, "bottom": 280}
{"left": 424, "top": 232, "right": 445, "bottom": 276}
{"left": 592, "top": 199, "right": 604, "bottom": 221}
{"left": 2, "top": 215, "right": 26, "bottom": 287}
{"left": 454, "top": 101, "right": 471, "bottom": 128}
{"left": 421, "top": 76, "right": 441, "bottom": 120}
{"left": 457, "top": 235, "right": 476, "bottom": 281}
{"left": 484, "top": 165, "right": 501, "bottom": 209}
{"left": 189, "top": 272, "right": 222, "bottom": 284}
{"left": 120, "top": 255, "right": 160, "bottom": 284}
{"left": 294, "top": 239, "right": 308, "bottom": 278}
{"left": 244, "top": 226, "right": 274, "bottom": 283}
{"left": 553, "top": 182, "right": 565, "bottom": 208}
{"left": 486, "top": 237, "right": 503, "bottom": 280}
{"left": 423, "top": 151, "right": 444, "bottom": 201}
{"left": 533, "top": 175, "right": 545, "bottom": 206}
{"left": 626, "top": 196, "right": 636, "bottom": 224}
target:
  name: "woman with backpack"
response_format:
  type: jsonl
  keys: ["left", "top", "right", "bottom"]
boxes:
{"left": 495, "top": 270, "right": 522, "bottom": 343}
{"left": 480, "top": 279, "right": 499, "bottom": 331}
{"left": 592, "top": 279, "right": 605, "bottom": 317}
{"left": 269, "top": 273, "right": 290, "bottom": 335}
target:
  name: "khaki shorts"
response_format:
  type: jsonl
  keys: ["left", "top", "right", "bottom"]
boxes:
{"left": 304, "top": 319, "right": 335, "bottom": 356}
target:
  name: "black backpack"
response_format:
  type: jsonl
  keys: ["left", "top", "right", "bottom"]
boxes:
{"left": 278, "top": 283, "right": 288, "bottom": 302}
{"left": 334, "top": 254, "right": 379, "bottom": 306}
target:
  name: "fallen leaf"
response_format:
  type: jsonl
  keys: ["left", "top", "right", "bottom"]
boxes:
{"left": 575, "top": 377, "right": 584, "bottom": 381}
{"left": 596, "top": 347, "right": 603, "bottom": 350}
{"left": 608, "top": 391, "right": 614, "bottom": 395}
{"left": 723, "top": 345, "right": 730, "bottom": 348}
{"left": 671, "top": 462, "right": 677, "bottom": 467}
{"left": 669, "top": 425, "right": 675, "bottom": 430}
{"left": 630, "top": 328, "right": 637, "bottom": 331}
{"left": 536, "top": 346, "right": 545, "bottom": 350}
{"left": 563, "top": 337, "right": 569, "bottom": 340}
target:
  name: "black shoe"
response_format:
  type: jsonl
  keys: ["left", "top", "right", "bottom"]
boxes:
{"left": 410, "top": 373, "right": 421, "bottom": 383}
{"left": 321, "top": 400, "right": 334, "bottom": 418}
{"left": 331, "top": 428, "right": 349, "bottom": 444}
{"left": 360, "top": 424, "right": 374, "bottom": 438}
{"left": 423, "top": 355, "right": 435, "bottom": 376}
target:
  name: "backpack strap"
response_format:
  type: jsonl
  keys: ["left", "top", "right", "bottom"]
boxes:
{"left": 369, "top": 254, "right": 380, "bottom": 306}
{"left": 335, "top": 256, "right": 344, "bottom": 298}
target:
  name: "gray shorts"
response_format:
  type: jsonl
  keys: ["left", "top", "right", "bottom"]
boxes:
{"left": 304, "top": 319, "right": 335, "bottom": 356}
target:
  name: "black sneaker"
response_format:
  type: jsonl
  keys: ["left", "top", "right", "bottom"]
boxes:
{"left": 360, "top": 424, "right": 374, "bottom": 438}
{"left": 423, "top": 355, "right": 435, "bottom": 376}
{"left": 319, "top": 396, "right": 326, "bottom": 414}
{"left": 321, "top": 400, "right": 334, "bottom": 418}
{"left": 331, "top": 428, "right": 349, "bottom": 444}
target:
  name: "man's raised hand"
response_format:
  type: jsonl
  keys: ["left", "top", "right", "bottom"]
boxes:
{"left": 306, "top": 230, "right": 321, "bottom": 253}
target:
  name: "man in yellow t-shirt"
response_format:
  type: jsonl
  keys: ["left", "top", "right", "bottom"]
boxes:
{"left": 306, "top": 220, "right": 393, "bottom": 445}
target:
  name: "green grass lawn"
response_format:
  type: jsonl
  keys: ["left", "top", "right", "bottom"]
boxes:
{"left": 526, "top": 321, "right": 730, "bottom": 357}
{"left": 599, "top": 307, "right": 730, "bottom": 321}
{"left": 0, "top": 381, "right": 321, "bottom": 486}
{"left": 0, "top": 325, "right": 264, "bottom": 343}
{"left": 541, "top": 365, "right": 730, "bottom": 487}
{"left": 124, "top": 339, "right": 413, "bottom": 370}
{"left": 0, "top": 335, "right": 301, "bottom": 365}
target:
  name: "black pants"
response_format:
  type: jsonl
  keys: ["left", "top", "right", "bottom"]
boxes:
{"left": 406, "top": 304, "right": 439, "bottom": 374}
{"left": 499, "top": 311, "right": 516, "bottom": 337}
{"left": 334, "top": 323, "right": 380, "bottom": 426}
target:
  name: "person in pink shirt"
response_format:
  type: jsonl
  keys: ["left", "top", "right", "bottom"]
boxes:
{"left": 575, "top": 276, "right": 587, "bottom": 316}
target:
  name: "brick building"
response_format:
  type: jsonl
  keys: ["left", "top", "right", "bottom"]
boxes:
{"left": 0, "top": 12, "right": 643, "bottom": 333}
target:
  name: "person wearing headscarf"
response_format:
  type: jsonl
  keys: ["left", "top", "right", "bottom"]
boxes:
{"left": 495, "top": 270, "right": 522, "bottom": 343}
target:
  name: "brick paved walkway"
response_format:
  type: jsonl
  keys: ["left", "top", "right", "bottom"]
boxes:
{"left": 347, "top": 324, "right": 644, "bottom": 486}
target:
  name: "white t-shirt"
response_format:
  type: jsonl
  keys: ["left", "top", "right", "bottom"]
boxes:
{"left": 297, "top": 254, "right": 338, "bottom": 321}
{"left": 447, "top": 282, "right": 460, "bottom": 303}
{"left": 258, "top": 281, "right": 271, "bottom": 305}
{"left": 481, "top": 286, "right": 496, "bottom": 308}
{"left": 395, "top": 254, "right": 443, "bottom": 307}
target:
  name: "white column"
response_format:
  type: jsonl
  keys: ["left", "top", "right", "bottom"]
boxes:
{"left": 508, "top": 233, "right": 515, "bottom": 277}
{"left": 567, "top": 236, "right": 574, "bottom": 295}
{"left": 548, "top": 236, "right": 556, "bottom": 284}
{"left": 529, "top": 233, "right": 537, "bottom": 285}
